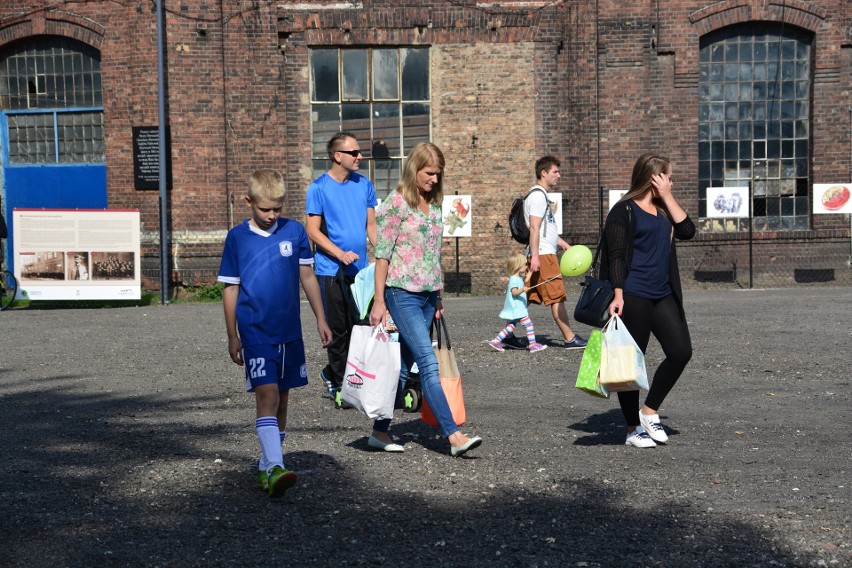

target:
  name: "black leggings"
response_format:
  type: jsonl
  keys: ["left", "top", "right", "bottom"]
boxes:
{"left": 616, "top": 293, "right": 692, "bottom": 427}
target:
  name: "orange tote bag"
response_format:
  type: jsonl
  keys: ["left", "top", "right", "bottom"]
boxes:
{"left": 422, "top": 316, "right": 466, "bottom": 427}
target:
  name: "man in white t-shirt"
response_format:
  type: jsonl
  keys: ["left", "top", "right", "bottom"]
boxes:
{"left": 523, "top": 155, "right": 587, "bottom": 349}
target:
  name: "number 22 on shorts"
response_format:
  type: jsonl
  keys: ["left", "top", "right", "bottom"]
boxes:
{"left": 248, "top": 357, "right": 267, "bottom": 379}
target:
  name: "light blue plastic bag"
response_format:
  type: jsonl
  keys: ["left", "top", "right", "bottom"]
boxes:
{"left": 350, "top": 263, "right": 376, "bottom": 321}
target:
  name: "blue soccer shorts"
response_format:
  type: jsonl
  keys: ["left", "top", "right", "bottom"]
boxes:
{"left": 241, "top": 339, "right": 308, "bottom": 392}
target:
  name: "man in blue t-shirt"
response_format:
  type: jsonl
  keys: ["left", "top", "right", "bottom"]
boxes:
{"left": 305, "top": 132, "right": 378, "bottom": 407}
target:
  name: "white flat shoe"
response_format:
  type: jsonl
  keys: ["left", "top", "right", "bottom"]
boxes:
{"left": 450, "top": 435, "right": 482, "bottom": 457}
{"left": 368, "top": 435, "right": 404, "bottom": 453}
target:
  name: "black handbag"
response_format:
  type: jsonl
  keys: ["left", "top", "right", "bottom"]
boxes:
{"left": 573, "top": 275, "right": 614, "bottom": 328}
{"left": 573, "top": 235, "right": 614, "bottom": 328}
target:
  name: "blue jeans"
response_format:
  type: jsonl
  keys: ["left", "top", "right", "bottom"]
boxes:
{"left": 372, "top": 288, "right": 460, "bottom": 438}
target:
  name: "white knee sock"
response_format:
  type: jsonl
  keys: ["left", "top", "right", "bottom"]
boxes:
{"left": 256, "top": 417, "right": 283, "bottom": 473}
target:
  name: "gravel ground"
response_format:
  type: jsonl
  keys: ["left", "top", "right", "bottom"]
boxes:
{"left": 0, "top": 287, "right": 849, "bottom": 567}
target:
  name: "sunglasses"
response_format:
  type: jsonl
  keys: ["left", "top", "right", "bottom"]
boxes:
{"left": 337, "top": 149, "right": 362, "bottom": 157}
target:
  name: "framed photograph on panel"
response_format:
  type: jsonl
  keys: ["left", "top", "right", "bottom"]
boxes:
{"left": 442, "top": 195, "right": 472, "bottom": 237}
{"left": 812, "top": 184, "right": 851, "bottom": 215}
{"left": 705, "top": 187, "right": 750, "bottom": 219}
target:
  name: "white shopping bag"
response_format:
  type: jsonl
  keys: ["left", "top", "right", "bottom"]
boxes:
{"left": 599, "top": 315, "right": 649, "bottom": 392}
{"left": 340, "top": 325, "right": 401, "bottom": 420}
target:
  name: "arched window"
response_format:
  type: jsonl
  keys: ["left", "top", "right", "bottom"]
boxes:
{"left": 698, "top": 23, "right": 812, "bottom": 231}
{"left": 0, "top": 36, "right": 103, "bottom": 164}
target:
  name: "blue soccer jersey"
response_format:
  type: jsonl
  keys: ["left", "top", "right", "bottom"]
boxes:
{"left": 305, "top": 171, "right": 378, "bottom": 278}
{"left": 218, "top": 218, "right": 313, "bottom": 347}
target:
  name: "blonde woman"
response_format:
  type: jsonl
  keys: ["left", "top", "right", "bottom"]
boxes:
{"left": 368, "top": 142, "right": 482, "bottom": 457}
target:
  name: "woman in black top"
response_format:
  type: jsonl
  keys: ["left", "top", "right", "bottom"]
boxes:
{"left": 600, "top": 153, "right": 696, "bottom": 448}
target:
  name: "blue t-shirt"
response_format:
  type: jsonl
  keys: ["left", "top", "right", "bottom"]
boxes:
{"left": 499, "top": 275, "right": 529, "bottom": 321}
{"left": 217, "top": 218, "right": 313, "bottom": 347}
{"left": 305, "top": 172, "right": 378, "bottom": 277}
{"left": 624, "top": 205, "right": 672, "bottom": 300}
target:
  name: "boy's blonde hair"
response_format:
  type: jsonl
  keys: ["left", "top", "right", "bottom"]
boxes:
{"left": 506, "top": 253, "right": 528, "bottom": 276}
{"left": 248, "top": 169, "right": 285, "bottom": 202}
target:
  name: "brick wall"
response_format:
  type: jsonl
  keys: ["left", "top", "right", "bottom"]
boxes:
{"left": 431, "top": 42, "right": 537, "bottom": 294}
{"left": 277, "top": 1, "right": 546, "bottom": 294}
{"left": 2, "top": 0, "right": 850, "bottom": 294}
{"left": 553, "top": 0, "right": 852, "bottom": 290}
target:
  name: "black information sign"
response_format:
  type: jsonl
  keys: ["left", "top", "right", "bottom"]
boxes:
{"left": 133, "top": 126, "right": 172, "bottom": 190}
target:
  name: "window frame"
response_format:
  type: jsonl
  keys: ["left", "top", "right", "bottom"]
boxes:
{"left": 0, "top": 36, "right": 102, "bottom": 110}
{"left": 4, "top": 108, "right": 105, "bottom": 165}
{"left": 309, "top": 46, "right": 431, "bottom": 199}
{"left": 1, "top": 37, "right": 104, "bottom": 165}
{"left": 697, "top": 23, "right": 813, "bottom": 232}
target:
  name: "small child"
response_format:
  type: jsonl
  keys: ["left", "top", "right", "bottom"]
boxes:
{"left": 489, "top": 253, "right": 547, "bottom": 353}
{"left": 218, "top": 170, "right": 332, "bottom": 498}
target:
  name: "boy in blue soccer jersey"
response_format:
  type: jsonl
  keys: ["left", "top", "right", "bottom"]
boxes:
{"left": 218, "top": 169, "right": 332, "bottom": 498}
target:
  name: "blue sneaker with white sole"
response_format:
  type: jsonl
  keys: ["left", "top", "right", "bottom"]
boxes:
{"left": 563, "top": 334, "right": 588, "bottom": 349}
{"left": 318, "top": 370, "right": 335, "bottom": 399}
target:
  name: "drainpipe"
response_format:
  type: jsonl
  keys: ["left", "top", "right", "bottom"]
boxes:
{"left": 595, "top": 0, "right": 601, "bottom": 232}
{"left": 220, "top": 0, "right": 232, "bottom": 229}
{"left": 156, "top": 0, "right": 170, "bottom": 303}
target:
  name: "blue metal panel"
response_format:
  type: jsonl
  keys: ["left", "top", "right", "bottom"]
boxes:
{"left": 5, "top": 165, "right": 107, "bottom": 208}
{"left": 1, "top": 112, "right": 107, "bottom": 271}
{"left": 2, "top": 165, "right": 107, "bottom": 271}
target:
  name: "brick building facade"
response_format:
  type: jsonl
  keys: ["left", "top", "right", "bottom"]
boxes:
{"left": 2, "top": 1, "right": 850, "bottom": 295}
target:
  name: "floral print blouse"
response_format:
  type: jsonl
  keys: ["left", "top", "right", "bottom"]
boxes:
{"left": 375, "top": 190, "right": 443, "bottom": 292}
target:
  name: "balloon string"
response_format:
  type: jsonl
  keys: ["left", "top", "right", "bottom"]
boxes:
{"left": 527, "top": 275, "right": 560, "bottom": 290}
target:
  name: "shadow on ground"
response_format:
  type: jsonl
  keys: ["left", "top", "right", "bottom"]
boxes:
{"left": 0, "top": 373, "right": 813, "bottom": 567}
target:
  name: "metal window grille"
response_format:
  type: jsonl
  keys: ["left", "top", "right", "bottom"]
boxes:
{"left": 0, "top": 37, "right": 102, "bottom": 110}
{"left": 309, "top": 47, "right": 431, "bottom": 199}
{"left": 698, "top": 23, "right": 812, "bottom": 232}
{"left": 1, "top": 37, "right": 104, "bottom": 164}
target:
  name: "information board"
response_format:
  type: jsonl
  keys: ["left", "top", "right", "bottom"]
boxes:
{"left": 12, "top": 209, "right": 142, "bottom": 301}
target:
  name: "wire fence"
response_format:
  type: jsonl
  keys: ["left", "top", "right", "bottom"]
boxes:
{"left": 679, "top": 239, "right": 852, "bottom": 290}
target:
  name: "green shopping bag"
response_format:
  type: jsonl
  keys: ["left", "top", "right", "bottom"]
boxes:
{"left": 575, "top": 329, "right": 609, "bottom": 398}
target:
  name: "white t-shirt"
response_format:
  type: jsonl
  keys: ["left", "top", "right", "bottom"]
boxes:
{"left": 523, "top": 186, "right": 558, "bottom": 255}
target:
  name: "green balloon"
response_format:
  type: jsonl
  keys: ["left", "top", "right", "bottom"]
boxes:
{"left": 560, "top": 245, "right": 593, "bottom": 277}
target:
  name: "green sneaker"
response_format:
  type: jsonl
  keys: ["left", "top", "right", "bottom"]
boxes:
{"left": 334, "top": 390, "right": 353, "bottom": 409}
{"left": 266, "top": 466, "right": 297, "bottom": 498}
{"left": 257, "top": 470, "right": 268, "bottom": 491}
